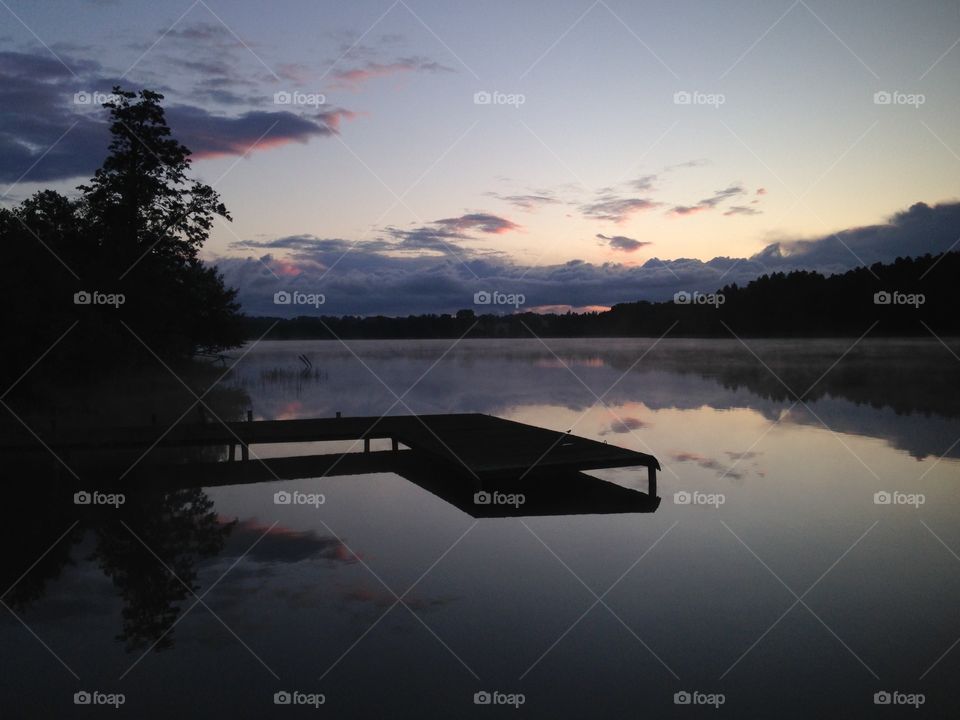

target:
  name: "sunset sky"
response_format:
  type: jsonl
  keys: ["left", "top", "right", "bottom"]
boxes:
{"left": 2, "top": 0, "right": 959, "bottom": 314}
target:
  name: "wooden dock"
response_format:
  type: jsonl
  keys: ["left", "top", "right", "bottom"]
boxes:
{"left": 2, "top": 413, "right": 661, "bottom": 514}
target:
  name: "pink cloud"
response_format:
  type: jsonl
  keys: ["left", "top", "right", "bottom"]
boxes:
{"left": 332, "top": 57, "right": 454, "bottom": 88}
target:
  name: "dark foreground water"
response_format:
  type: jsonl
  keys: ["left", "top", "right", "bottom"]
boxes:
{"left": 2, "top": 338, "right": 959, "bottom": 718}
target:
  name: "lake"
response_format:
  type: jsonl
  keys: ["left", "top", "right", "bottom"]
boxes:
{"left": 2, "top": 337, "right": 959, "bottom": 718}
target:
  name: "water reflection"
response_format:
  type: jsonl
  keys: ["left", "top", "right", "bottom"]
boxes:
{"left": 2, "top": 481, "right": 232, "bottom": 653}
{"left": 90, "top": 488, "right": 232, "bottom": 651}
{"left": 227, "top": 338, "right": 960, "bottom": 461}
{"left": 3, "top": 339, "right": 959, "bottom": 718}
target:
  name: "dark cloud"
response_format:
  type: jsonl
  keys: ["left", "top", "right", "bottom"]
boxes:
{"left": 382, "top": 225, "right": 471, "bottom": 255}
{"left": 701, "top": 185, "right": 745, "bottom": 207}
{"left": 600, "top": 417, "right": 649, "bottom": 435}
{"left": 670, "top": 184, "right": 745, "bottom": 216}
{"left": 724, "top": 206, "right": 762, "bottom": 217}
{"left": 166, "top": 105, "right": 354, "bottom": 158}
{"left": 596, "top": 233, "right": 651, "bottom": 252}
{"left": 581, "top": 196, "right": 660, "bottom": 223}
{"left": 164, "top": 22, "right": 238, "bottom": 43}
{"left": 671, "top": 451, "right": 743, "bottom": 479}
{"left": 433, "top": 212, "right": 519, "bottom": 234}
{"left": 754, "top": 200, "right": 960, "bottom": 271}
{"left": 0, "top": 49, "right": 355, "bottom": 182}
{"left": 217, "top": 200, "right": 960, "bottom": 317}
{"left": 725, "top": 451, "right": 762, "bottom": 461}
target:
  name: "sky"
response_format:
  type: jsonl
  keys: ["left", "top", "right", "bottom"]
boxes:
{"left": 1, "top": 0, "right": 959, "bottom": 315}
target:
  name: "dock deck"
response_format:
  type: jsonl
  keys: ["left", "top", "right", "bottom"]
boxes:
{"left": 2, "top": 412, "right": 661, "bottom": 504}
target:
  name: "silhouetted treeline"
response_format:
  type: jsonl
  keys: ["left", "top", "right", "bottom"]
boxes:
{"left": 0, "top": 89, "right": 243, "bottom": 386}
{"left": 247, "top": 252, "right": 960, "bottom": 339}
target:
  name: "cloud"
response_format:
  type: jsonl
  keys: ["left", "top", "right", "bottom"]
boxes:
{"left": 670, "top": 451, "right": 742, "bottom": 479}
{"left": 581, "top": 196, "right": 660, "bottom": 223}
{"left": 0, "top": 49, "right": 356, "bottom": 182}
{"left": 670, "top": 185, "right": 745, "bottom": 216}
{"left": 664, "top": 159, "right": 709, "bottom": 171}
{"left": 373, "top": 213, "right": 518, "bottom": 256}
{"left": 164, "top": 22, "right": 239, "bottom": 43}
{"left": 630, "top": 174, "right": 658, "bottom": 191}
{"left": 725, "top": 451, "right": 762, "bottom": 461}
{"left": 723, "top": 206, "right": 761, "bottom": 217}
{"left": 222, "top": 518, "right": 357, "bottom": 564}
{"left": 669, "top": 205, "right": 710, "bottom": 217}
{"left": 341, "top": 585, "right": 457, "bottom": 611}
{"left": 753, "top": 200, "right": 960, "bottom": 271}
{"left": 485, "top": 192, "right": 560, "bottom": 211}
{"left": 167, "top": 105, "right": 356, "bottom": 158}
{"left": 216, "top": 200, "right": 960, "bottom": 317}
{"left": 236, "top": 213, "right": 518, "bottom": 262}
{"left": 597, "top": 233, "right": 651, "bottom": 252}
{"left": 600, "top": 416, "right": 649, "bottom": 435}
{"left": 433, "top": 212, "right": 520, "bottom": 234}
{"left": 700, "top": 185, "right": 745, "bottom": 207}
{"left": 331, "top": 56, "right": 455, "bottom": 87}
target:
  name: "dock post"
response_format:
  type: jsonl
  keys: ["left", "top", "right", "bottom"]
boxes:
{"left": 392, "top": 437, "right": 399, "bottom": 452}
{"left": 364, "top": 437, "right": 370, "bottom": 453}
{"left": 241, "top": 410, "right": 252, "bottom": 460}
{"left": 647, "top": 465, "right": 658, "bottom": 498}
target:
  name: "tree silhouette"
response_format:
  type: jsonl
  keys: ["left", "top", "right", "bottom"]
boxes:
{"left": 0, "top": 88, "right": 243, "bottom": 384}
{"left": 78, "top": 89, "right": 228, "bottom": 274}
{"left": 77, "top": 87, "right": 243, "bottom": 359}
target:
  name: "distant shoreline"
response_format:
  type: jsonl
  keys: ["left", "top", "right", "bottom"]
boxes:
{"left": 242, "top": 251, "right": 959, "bottom": 342}
{"left": 240, "top": 328, "right": 959, "bottom": 341}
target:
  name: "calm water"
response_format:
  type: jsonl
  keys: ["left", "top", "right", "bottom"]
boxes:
{"left": 3, "top": 338, "right": 960, "bottom": 718}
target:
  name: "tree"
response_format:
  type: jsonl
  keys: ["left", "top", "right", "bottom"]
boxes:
{"left": 78, "top": 89, "right": 228, "bottom": 271}
{"left": 0, "top": 88, "right": 244, "bottom": 384}
{"left": 75, "top": 87, "right": 243, "bottom": 358}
